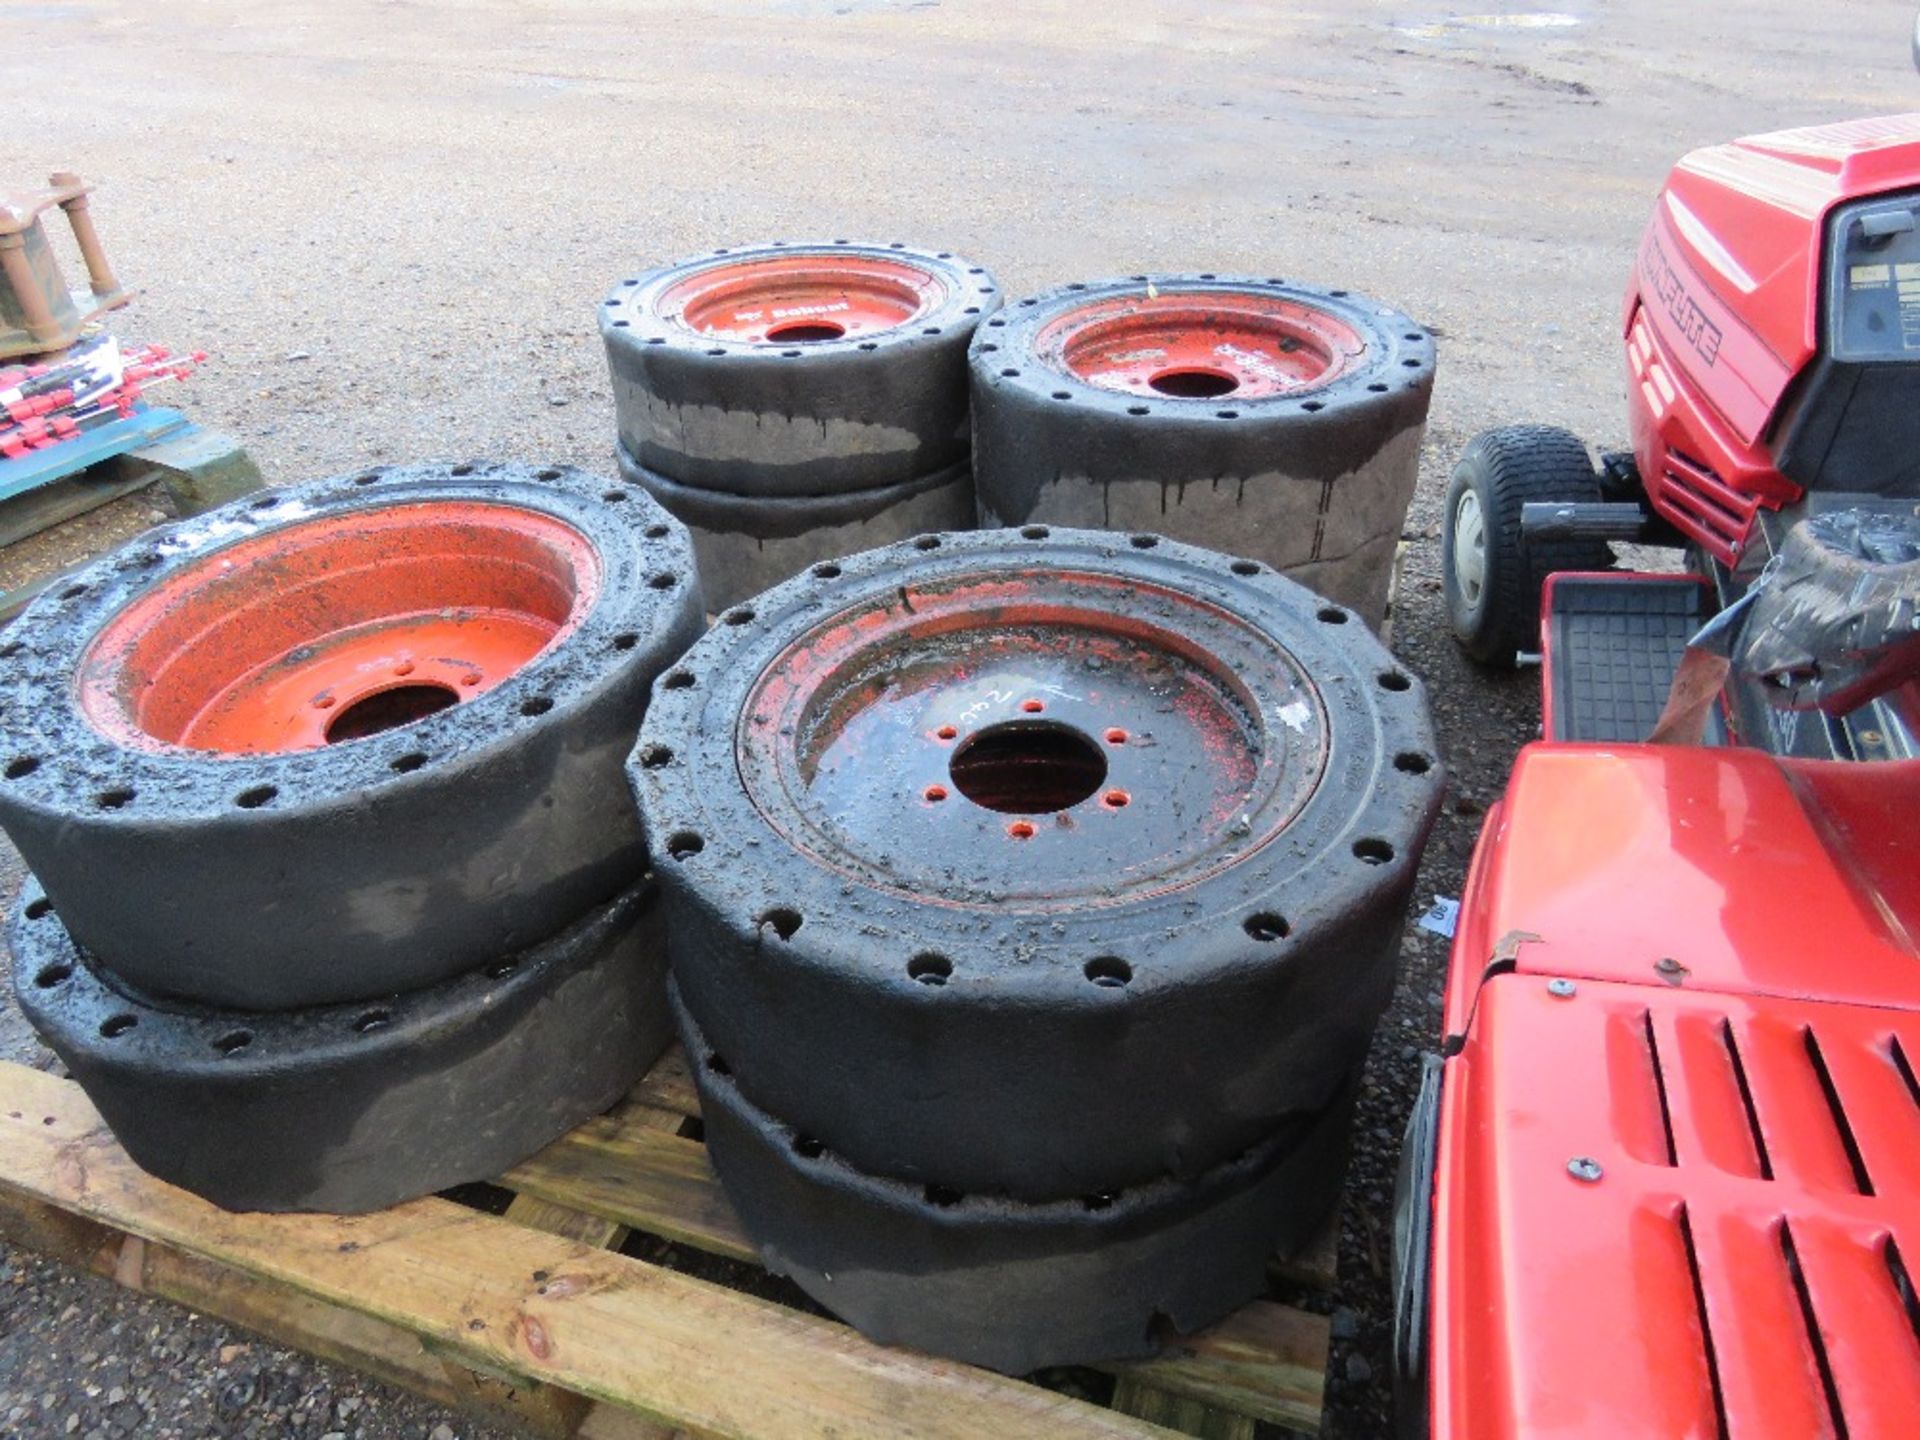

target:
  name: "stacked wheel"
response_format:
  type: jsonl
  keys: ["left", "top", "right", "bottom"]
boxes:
{"left": 601, "top": 242, "right": 1001, "bottom": 608}
{"left": 969, "top": 276, "right": 1436, "bottom": 628}
{"left": 631, "top": 526, "right": 1444, "bottom": 1370}
{"left": 0, "top": 461, "right": 704, "bottom": 1211}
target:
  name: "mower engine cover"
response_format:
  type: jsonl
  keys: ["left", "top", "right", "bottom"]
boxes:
{"left": 1625, "top": 114, "right": 1920, "bottom": 563}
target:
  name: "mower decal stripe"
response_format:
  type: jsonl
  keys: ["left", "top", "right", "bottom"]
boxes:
{"left": 1638, "top": 211, "right": 1792, "bottom": 445}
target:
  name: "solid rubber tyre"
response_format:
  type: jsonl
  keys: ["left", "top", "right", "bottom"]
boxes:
{"left": 14, "top": 877, "right": 670, "bottom": 1214}
{"left": 0, "top": 461, "right": 703, "bottom": 1009}
{"left": 680, "top": 989, "right": 1356, "bottom": 1374}
{"left": 615, "top": 444, "right": 975, "bottom": 610}
{"left": 601, "top": 242, "right": 1000, "bottom": 498}
{"left": 968, "top": 276, "right": 1436, "bottom": 625}
{"left": 631, "top": 526, "right": 1443, "bottom": 1201}
{"left": 1442, "top": 425, "right": 1611, "bottom": 667}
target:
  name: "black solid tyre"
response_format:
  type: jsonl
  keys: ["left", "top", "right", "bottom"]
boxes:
{"left": 680, "top": 988, "right": 1356, "bottom": 1373}
{"left": 601, "top": 242, "right": 1000, "bottom": 498}
{"left": 615, "top": 445, "right": 977, "bottom": 611}
{"left": 1442, "top": 425, "right": 1610, "bottom": 667}
{"left": 14, "top": 878, "right": 670, "bottom": 1213}
{"left": 968, "top": 276, "right": 1435, "bottom": 625}
{"left": 0, "top": 461, "right": 704, "bottom": 1009}
{"left": 631, "top": 527, "right": 1443, "bottom": 1202}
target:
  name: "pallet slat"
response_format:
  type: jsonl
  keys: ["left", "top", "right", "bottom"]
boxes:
{"left": 0, "top": 1062, "right": 1171, "bottom": 1440}
{"left": 496, "top": 1048, "right": 1330, "bottom": 1431}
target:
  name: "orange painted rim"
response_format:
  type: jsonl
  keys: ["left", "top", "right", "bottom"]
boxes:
{"left": 659, "top": 253, "right": 947, "bottom": 344}
{"left": 78, "top": 501, "right": 601, "bottom": 755}
{"left": 1036, "top": 288, "right": 1366, "bottom": 399}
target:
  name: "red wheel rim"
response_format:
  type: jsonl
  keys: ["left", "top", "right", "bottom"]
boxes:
{"left": 735, "top": 569, "right": 1329, "bottom": 909}
{"left": 659, "top": 253, "right": 946, "bottom": 344}
{"left": 1037, "top": 288, "right": 1366, "bottom": 399}
{"left": 78, "top": 502, "right": 601, "bottom": 755}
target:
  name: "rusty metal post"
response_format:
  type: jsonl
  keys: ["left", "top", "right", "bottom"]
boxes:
{"left": 48, "top": 171, "right": 120, "bottom": 299}
{"left": 0, "top": 223, "right": 61, "bottom": 346}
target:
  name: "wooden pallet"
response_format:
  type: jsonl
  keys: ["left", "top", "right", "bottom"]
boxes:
{"left": 0, "top": 1047, "right": 1336, "bottom": 1440}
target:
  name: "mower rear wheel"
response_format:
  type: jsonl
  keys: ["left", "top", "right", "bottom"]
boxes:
{"left": 1442, "top": 425, "right": 1611, "bottom": 667}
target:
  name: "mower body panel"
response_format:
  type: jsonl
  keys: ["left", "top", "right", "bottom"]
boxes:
{"left": 1625, "top": 114, "right": 1920, "bottom": 562}
{"left": 1429, "top": 972, "right": 1920, "bottom": 1440}
{"left": 1418, "top": 743, "right": 1920, "bottom": 1440}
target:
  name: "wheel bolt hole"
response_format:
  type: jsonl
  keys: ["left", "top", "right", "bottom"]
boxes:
{"left": 908, "top": 952, "right": 953, "bottom": 986}
{"left": 1394, "top": 752, "right": 1432, "bottom": 775}
{"left": 1244, "top": 912, "right": 1290, "bottom": 943}
{"left": 94, "top": 787, "right": 135, "bottom": 811}
{"left": 639, "top": 744, "right": 674, "bottom": 769}
{"left": 24, "top": 898, "right": 52, "bottom": 921}
{"left": 1021, "top": 698, "right": 1045, "bottom": 714}
{"left": 667, "top": 831, "right": 705, "bottom": 861}
{"left": 1007, "top": 820, "right": 1036, "bottom": 840}
{"left": 33, "top": 964, "right": 71, "bottom": 988}
{"left": 758, "top": 907, "right": 803, "bottom": 941}
{"left": 235, "top": 785, "right": 277, "bottom": 809}
{"left": 923, "top": 784, "right": 947, "bottom": 803}
{"left": 924, "top": 1184, "right": 963, "bottom": 1208}
{"left": 935, "top": 724, "right": 958, "bottom": 742}
{"left": 213, "top": 1030, "right": 252, "bottom": 1056}
{"left": 1379, "top": 671, "right": 1412, "bottom": 692}
{"left": 100, "top": 1014, "right": 136, "bottom": 1039}
{"left": 354, "top": 1009, "right": 390, "bottom": 1033}
{"left": 1104, "top": 727, "right": 1128, "bottom": 744}
{"left": 1101, "top": 789, "right": 1130, "bottom": 809}
{"left": 791, "top": 1134, "right": 825, "bottom": 1159}
{"left": 1084, "top": 955, "right": 1132, "bottom": 988}
{"left": 1353, "top": 837, "right": 1395, "bottom": 865}
{"left": 1316, "top": 606, "right": 1349, "bottom": 625}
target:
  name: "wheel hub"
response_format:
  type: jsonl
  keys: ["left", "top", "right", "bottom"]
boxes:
{"left": 1035, "top": 288, "right": 1367, "bottom": 398}
{"left": 735, "top": 568, "right": 1329, "bottom": 907}
{"left": 1453, "top": 487, "right": 1488, "bottom": 609}
{"left": 659, "top": 252, "right": 947, "bottom": 344}
{"left": 77, "top": 501, "right": 600, "bottom": 754}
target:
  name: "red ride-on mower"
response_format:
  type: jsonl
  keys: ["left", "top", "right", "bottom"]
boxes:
{"left": 1398, "top": 116, "right": 1920, "bottom": 1436}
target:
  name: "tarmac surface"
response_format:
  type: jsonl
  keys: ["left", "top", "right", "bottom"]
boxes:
{"left": 2, "top": 1, "right": 1917, "bottom": 1436}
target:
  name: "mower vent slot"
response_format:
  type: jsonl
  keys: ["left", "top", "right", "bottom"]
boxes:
{"left": 1678, "top": 1204, "right": 1732, "bottom": 1440}
{"left": 1804, "top": 1027, "right": 1876, "bottom": 1197}
{"left": 1891, "top": 1035, "right": 1920, "bottom": 1114}
{"left": 1889, "top": 1236, "right": 1920, "bottom": 1358}
{"left": 1663, "top": 448, "right": 1757, "bottom": 558}
{"left": 1645, "top": 1009, "right": 1679, "bottom": 1167}
{"left": 1721, "top": 1018, "right": 1774, "bottom": 1181}
{"left": 1781, "top": 1222, "right": 1852, "bottom": 1439}
{"left": 1545, "top": 575, "right": 1707, "bottom": 743}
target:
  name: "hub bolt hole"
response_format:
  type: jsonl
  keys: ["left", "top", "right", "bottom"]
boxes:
{"left": 950, "top": 721, "right": 1107, "bottom": 815}
{"left": 325, "top": 683, "right": 460, "bottom": 744}
{"left": 1084, "top": 955, "right": 1132, "bottom": 988}
{"left": 765, "top": 320, "right": 846, "bottom": 343}
{"left": 1148, "top": 368, "right": 1239, "bottom": 399}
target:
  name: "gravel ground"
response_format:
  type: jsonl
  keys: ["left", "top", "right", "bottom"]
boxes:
{"left": 1, "top": 2, "right": 1914, "bottom": 1435}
